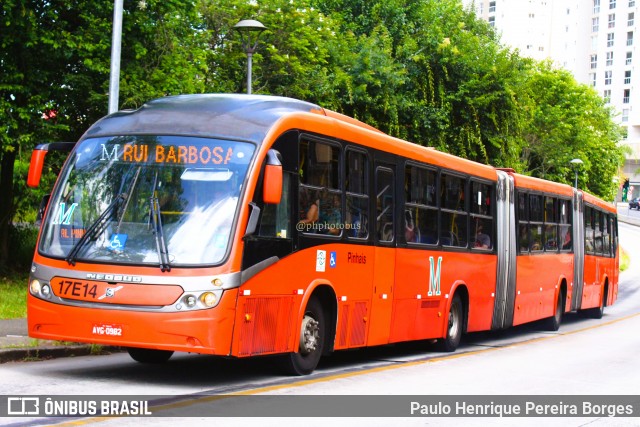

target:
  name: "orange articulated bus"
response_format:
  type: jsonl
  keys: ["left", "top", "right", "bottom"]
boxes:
{"left": 26, "top": 94, "right": 618, "bottom": 375}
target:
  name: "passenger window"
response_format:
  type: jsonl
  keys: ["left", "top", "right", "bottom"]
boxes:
{"left": 376, "top": 168, "right": 394, "bottom": 243}
{"left": 558, "top": 199, "right": 572, "bottom": 251}
{"left": 298, "top": 138, "right": 342, "bottom": 236}
{"left": 471, "top": 181, "right": 493, "bottom": 250}
{"left": 346, "top": 150, "right": 369, "bottom": 239}
{"left": 404, "top": 164, "right": 437, "bottom": 244}
{"left": 299, "top": 138, "right": 340, "bottom": 190}
{"left": 440, "top": 174, "right": 467, "bottom": 247}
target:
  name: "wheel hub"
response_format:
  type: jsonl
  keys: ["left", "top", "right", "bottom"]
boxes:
{"left": 299, "top": 316, "right": 319, "bottom": 355}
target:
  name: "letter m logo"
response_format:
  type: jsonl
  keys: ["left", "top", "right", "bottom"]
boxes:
{"left": 52, "top": 202, "right": 78, "bottom": 225}
{"left": 101, "top": 144, "right": 120, "bottom": 161}
{"left": 428, "top": 256, "right": 442, "bottom": 296}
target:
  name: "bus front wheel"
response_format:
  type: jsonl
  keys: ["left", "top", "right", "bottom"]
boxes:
{"left": 437, "top": 294, "right": 463, "bottom": 352}
{"left": 127, "top": 347, "right": 174, "bottom": 364}
{"left": 282, "top": 297, "right": 325, "bottom": 375}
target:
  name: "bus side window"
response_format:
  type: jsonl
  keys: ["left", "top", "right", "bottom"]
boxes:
{"left": 376, "top": 168, "right": 394, "bottom": 243}
{"left": 345, "top": 149, "right": 369, "bottom": 239}
{"left": 258, "top": 172, "right": 292, "bottom": 238}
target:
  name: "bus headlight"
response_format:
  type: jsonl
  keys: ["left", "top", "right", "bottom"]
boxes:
{"left": 41, "top": 284, "right": 52, "bottom": 298}
{"left": 30, "top": 279, "right": 42, "bottom": 295}
{"left": 201, "top": 292, "right": 218, "bottom": 307}
{"left": 184, "top": 295, "right": 197, "bottom": 308}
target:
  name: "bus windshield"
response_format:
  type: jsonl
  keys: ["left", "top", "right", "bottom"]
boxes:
{"left": 39, "top": 135, "right": 255, "bottom": 268}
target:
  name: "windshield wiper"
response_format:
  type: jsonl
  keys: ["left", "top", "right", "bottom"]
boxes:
{"left": 66, "top": 193, "right": 127, "bottom": 266}
{"left": 147, "top": 172, "right": 170, "bottom": 272}
{"left": 149, "top": 196, "right": 171, "bottom": 272}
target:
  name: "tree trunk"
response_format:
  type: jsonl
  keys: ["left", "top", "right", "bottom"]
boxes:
{"left": 0, "top": 150, "right": 17, "bottom": 271}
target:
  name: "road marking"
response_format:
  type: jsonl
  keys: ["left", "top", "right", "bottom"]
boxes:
{"left": 52, "top": 311, "right": 640, "bottom": 424}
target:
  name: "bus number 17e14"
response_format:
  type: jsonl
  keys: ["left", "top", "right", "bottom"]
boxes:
{"left": 56, "top": 279, "right": 98, "bottom": 299}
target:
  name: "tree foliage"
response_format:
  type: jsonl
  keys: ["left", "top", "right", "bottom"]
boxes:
{"left": 0, "top": 0, "right": 627, "bottom": 270}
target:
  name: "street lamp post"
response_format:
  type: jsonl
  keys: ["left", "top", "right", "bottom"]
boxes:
{"left": 570, "top": 158, "right": 583, "bottom": 189}
{"left": 108, "top": 0, "right": 124, "bottom": 114}
{"left": 234, "top": 19, "right": 266, "bottom": 95}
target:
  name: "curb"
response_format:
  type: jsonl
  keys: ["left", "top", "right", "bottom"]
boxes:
{"left": 0, "top": 345, "right": 121, "bottom": 364}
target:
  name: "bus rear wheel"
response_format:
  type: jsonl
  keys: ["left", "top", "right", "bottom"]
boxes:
{"left": 545, "top": 291, "right": 564, "bottom": 331}
{"left": 586, "top": 288, "right": 607, "bottom": 319}
{"left": 437, "top": 294, "right": 463, "bottom": 352}
{"left": 127, "top": 347, "right": 174, "bottom": 364}
{"left": 281, "top": 297, "right": 325, "bottom": 375}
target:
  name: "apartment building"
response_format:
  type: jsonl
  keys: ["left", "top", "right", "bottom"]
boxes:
{"left": 463, "top": 0, "right": 640, "bottom": 200}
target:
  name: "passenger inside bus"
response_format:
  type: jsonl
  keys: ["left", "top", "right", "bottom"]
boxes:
{"left": 474, "top": 223, "right": 491, "bottom": 249}
{"left": 298, "top": 188, "right": 320, "bottom": 226}
{"left": 319, "top": 193, "right": 342, "bottom": 235}
{"left": 404, "top": 209, "right": 416, "bottom": 242}
{"left": 562, "top": 229, "right": 572, "bottom": 250}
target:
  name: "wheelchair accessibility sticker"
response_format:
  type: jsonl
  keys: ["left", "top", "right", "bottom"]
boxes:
{"left": 108, "top": 234, "right": 128, "bottom": 251}
{"left": 329, "top": 251, "right": 337, "bottom": 268}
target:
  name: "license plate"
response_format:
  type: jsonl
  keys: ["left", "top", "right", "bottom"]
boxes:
{"left": 51, "top": 277, "right": 108, "bottom": 301}
{"left": 92, "top": 323, "right": 123, "bottom": 336}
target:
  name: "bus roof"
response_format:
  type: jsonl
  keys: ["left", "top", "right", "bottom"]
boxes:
{"left": 507, "top": 171, "right": 574, "bottom": 197}
{"left": 82, "top": 94, "right": 328, "bottom": 143}
{"left": 582, "top": 190, "right": 617, "bottom": 213}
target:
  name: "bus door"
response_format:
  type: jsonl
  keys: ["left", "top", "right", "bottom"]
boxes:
{"left": 571, "top": 190, "right": 584, "bottom": 311}
{"left": 368, "top": 162, "right": 396, "bottom": 345}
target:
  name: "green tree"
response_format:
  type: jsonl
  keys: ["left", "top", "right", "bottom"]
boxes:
{"left": 0, "top": 0, "right": 210, "bottom": 270}
{"left": 521, "top": 62, "right": 625, "bottom": 199}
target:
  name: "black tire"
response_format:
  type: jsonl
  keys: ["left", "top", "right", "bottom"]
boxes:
{"left": 437, "top": 294, "right": 463, "bottom": 352}
{"left": 127, "top": 347, "right": 174, "bottom": 364}
{"left": 545, "top": 291, "right": 563, "bottom": 331}
{"left": 587, "top": 288, "right": 607, "bottom": 319}
{"left": 281, "top": 297, "right": 325, "bottom": 375}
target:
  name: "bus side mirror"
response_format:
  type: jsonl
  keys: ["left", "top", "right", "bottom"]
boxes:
{"left": 27, "top": 142, "right": 76, "bottom": 188}
{"left": 263, "top": 149, "right": 282, "bottom": 204}
{"left": 27, "top": 150, "right": 47, "bottom": 188}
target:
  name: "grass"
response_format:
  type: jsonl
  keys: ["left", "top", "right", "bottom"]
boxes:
{"left": 0, "top": 271, "right": 28, "bottom": 319}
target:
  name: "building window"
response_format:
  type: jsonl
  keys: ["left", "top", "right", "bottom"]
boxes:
{"left": 607, "top": 33, "right": 615, "bottom": 47}
{"left": 629, "top": 13, "right": 635, "bottom": 26}
{"left": 529, "top": 13, "right": 535, "bottom": 18}
{"left": 623, "top": 89, "right": 630, "bottom": 103}
{"left": 610, "top": 0, "right": 616, "bottom": 9}
{"left": 591, "top": 73, "right": 597, "bottom": 86}
{"left": 630, "top": 0, "right": 635, "bottom": 6}
{"left": 609, "top": 14, "right": 616, "bottom": 28}
{"left": 489, "top": 1, "right": 496, "bottom": 13}
{"left": 626, "top": 51, "right": 633, "bottom": 65}
{"left": 605, "top": 70, "right": 613, "bottom": 85}
{"left": 488, "top": 16, "right": 495, "bottom": 26}
{"left": 622, "top": 109, "right": 629, "bottom": 122}
{"left": 627, "top": 31, "right": 634, "bottom": 46}
{"left": 593, "top": 17, "right": 600, "bottom": 32}
{"left": 594, "top": 0, "right": 601, "bottom": 13}
{"left": 590, "top": 54, "right": 598, "bottom": 68}
{"left": 606, "top": 51, "right": 614, "bottom": 66}
{"left": 624, "top": 70, "right": 631, "bottom": 84}
{"left": 604, "top": 89, "right": 611, "bottom": 102}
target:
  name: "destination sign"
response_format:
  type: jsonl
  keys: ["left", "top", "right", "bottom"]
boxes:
{"left": 100, "top": 143, "right": 236, "bottom": 166}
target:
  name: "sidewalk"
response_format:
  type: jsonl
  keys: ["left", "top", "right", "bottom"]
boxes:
{"left": 0, "top": 317, "right": 120, "bottom": 363}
